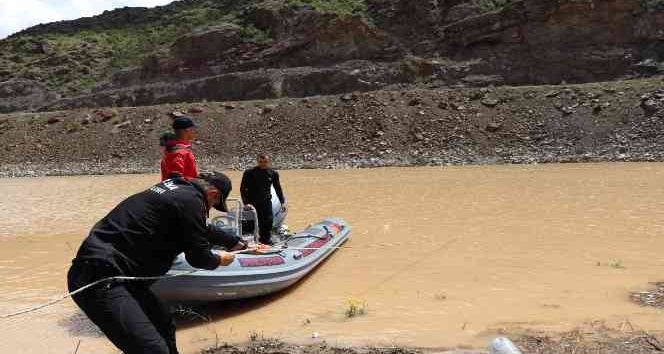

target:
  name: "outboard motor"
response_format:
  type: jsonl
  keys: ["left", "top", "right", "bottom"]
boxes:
{"left": 271, "top": 186, "right": 288, "bottom": 234}
{"left": 210, "top": 199, "right": 258, "bottom": 243}
{"left": 241, "top": 208, "right": 258, "bottom": 236}
{"left": 211, "top": 196, "right": 287, "bottom": 244}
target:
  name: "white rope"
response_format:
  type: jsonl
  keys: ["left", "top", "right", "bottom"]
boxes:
{"left": 0, "top": 248, "right": 266, "bottom": 319}
{"left": 0, "top": 245, "right": 357, "bottom": 319}
{"left": 0, "top": 270, "right": 200, "bottom": 319}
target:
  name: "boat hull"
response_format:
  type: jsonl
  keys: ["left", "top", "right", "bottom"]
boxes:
{"left": 152, "top": 218, "right": 350, "bottom": 303}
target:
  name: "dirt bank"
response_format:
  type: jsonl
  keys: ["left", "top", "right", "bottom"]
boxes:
{"left": 199, "top": 337, "right": 480, "bottom": 354}
{"left": 0, "top": 77, "right": 662, "bottom": 177}
{"left": 198, "top": 325, "right": 664, "bottom": 354}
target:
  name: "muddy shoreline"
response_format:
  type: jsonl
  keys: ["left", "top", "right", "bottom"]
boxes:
{"left": 5, "top": 154, "right": 664, "bottom": 178}
{"left": 0, "top": 78, "right": 663, "bottom": 178}
{"left": 196, "top": 325, "right": 664, "bottom": 354}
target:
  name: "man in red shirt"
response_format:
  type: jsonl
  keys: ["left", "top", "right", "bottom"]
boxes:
{"left": 161, "top": 117, "right": 199, "bottom": 181}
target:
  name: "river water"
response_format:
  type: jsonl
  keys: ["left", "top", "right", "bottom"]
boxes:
{"left": 1, "top": 164, "right": 664, "bottom": 353}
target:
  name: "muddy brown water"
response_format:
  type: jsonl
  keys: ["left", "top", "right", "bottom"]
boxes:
{"left": 2, "top": 164, "right": 664, "bottom": 353}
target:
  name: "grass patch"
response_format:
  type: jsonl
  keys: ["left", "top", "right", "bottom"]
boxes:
{"left": 596, "top": 260, "right": 626, "bottom": 269}
{"left": 248, "top": 331, "right": 264, "bottom": 342}
{"left": 65, "top": 121, "right": 83, "bottom": 133}
{"left": 77, "top": 75, "right": 98, "bottom": 91}
{"left": 609, "top": 260, "right": 626, "bottom": 269}
{"left": 44, "top": 25, "right": 191, "bottom": 71}
{"left": 345, "top": 298, "right": 368, "bottom": 318}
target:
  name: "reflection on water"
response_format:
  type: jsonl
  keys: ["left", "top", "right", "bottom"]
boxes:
{"left": 2, "top": 164, "right": 664, "bottom": 353}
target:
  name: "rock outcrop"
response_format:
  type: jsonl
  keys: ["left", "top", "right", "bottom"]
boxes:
{"left": 172, "top": 23, "right": 244, "bottom": 65}
{"left": 0, "top": 80, "right": 57, "bottom": 113}
{"left": 0, "top": 0, "right": 662, "bottom": 112}
{"left": 438, "top": 0, "right": 664, "bottom": 83}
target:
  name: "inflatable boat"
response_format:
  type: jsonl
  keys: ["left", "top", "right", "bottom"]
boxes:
{"left": 152, "top": 199, "right": 351, "bottom": 303}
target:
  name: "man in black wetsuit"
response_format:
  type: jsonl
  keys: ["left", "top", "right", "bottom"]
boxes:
{"left": 240, "top": 154, "right": 287, "bottom": 245}
{"left": 67, "top": 176, "right": 236, "bottom": 354}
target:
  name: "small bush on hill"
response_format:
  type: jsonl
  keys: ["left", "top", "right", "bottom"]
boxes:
{"left": 642, "top": 0, "right": 664, "bottom": 9}
{"left": 474, "top": 0, "right": 513, "bottom": 11}
{"left": 287, "top": 0, "right": 368, "bottom": 15}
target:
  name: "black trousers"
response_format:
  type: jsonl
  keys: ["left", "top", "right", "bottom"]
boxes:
{"left": 253, "top": 200, "right": 274, "bottom": 244}
{"left": 67, "top": 260, "right": 178, "bottom": 354}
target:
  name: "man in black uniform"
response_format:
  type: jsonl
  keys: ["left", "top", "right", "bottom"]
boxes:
{"left": 67, "top": 176, "right": 236, "bottom": 354}
{"left": 240, "top": 154, "right": 287, "bottom": 245}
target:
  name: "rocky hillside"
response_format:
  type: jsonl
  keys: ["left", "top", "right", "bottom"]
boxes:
{"left": 0, "top": 0, "right": 662, "bottom": 113}
{"left": 0, "top": 77, "right": 662, "bottom": 177}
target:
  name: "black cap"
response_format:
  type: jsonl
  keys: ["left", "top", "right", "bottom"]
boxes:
{"left": 200, "top": 171, "right": 232, "bottom": 212}
{"left": 172, "top": 116, "right": 196, "bottom": 130}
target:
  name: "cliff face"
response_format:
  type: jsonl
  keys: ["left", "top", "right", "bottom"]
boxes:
{"left": 438, "top": 0, "right": 664, "bottom": 82}
{"left": 0, "top": 0, "right": 662, "bottom": 113}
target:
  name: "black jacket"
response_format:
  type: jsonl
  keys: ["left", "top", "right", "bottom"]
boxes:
{"left": 240, "top": 167, "right": 285, "bottom": 205}
{"left": 74, "top": 178, "right": 220, "bottom": 277}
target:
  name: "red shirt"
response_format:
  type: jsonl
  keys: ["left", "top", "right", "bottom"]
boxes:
{"left": 160, "top": 140, "right": 199, "bottom": 181}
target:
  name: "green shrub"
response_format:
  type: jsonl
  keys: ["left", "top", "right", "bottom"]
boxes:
{"left": 78, "top": 75, "right": 98, "bottom": 90}
{"left": 287, "top": 0, "right": 367, "bottom": 16}
{"left": 242, "top": 24, "right": 273, "bottom": 43}
{"left": 474, "top": 0, "right": 513, "bottom": 11}
{"left": 642, "top": 0, "right": 664, "bottom": 9}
